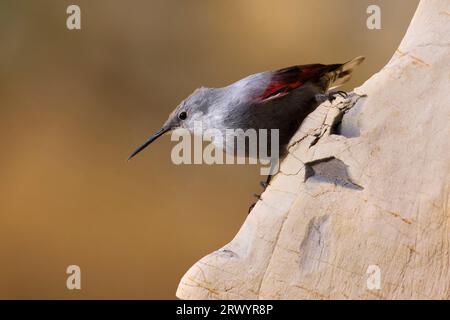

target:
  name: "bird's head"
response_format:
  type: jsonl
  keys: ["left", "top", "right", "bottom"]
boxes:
{"left": 128, "top": 87, "right": 215, "bottom": 160}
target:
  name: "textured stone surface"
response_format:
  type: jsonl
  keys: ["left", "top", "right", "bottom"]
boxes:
{"left": 176, "top": 0, "right": 450, "bottom": 299}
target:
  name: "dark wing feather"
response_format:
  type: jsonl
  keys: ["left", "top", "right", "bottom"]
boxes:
{"left": 259, "top": 64, "right": 340, "bottom": 102}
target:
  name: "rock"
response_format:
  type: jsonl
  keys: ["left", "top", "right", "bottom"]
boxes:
{"left": 176, "top": 0, "right": 450, "bottom": 299}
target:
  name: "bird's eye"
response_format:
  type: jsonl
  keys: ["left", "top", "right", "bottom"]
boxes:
{"left": 178, "top": 111, "right": 187, "bottom": 120}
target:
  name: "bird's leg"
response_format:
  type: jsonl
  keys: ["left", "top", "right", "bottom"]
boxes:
{"left": 254, "top": 175, "right": 271, "bottom": 199}
{"left": 260, "top": 174, "right": 272, "bottom": 189}
{"left": 315, "top": 90, "right": 348, "bottom": 104}
{"left": 247, "top": 157, "right": 278, "bottom": 214}
{"left": 248, "top": 193, "right": 261, "bottom": 214}
{"left": 248, "top": 174, "right": 273, "bottom": 214}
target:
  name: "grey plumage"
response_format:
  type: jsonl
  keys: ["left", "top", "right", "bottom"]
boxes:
{"left": 129, "top": 56, "right": 365, "bottom": 161}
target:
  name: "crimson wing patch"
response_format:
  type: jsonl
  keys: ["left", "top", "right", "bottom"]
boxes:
{"left": 259, "top": 64, "right": 339, "bottom": 102}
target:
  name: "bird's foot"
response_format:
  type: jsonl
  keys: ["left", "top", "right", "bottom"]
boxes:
{"left": 260, "top": 180, "right": 269, "bottom": 189}
{"left": 315, "top": 90, "right": 348, "bottom": 103}
{"left": 248, "top": 193, "right": 261, "bottom": 214}
{"left": 248, "top": 180, "right": 270, "bottom": 214}
{"left": 330, "top": 90, "right": 348, "bottom": 101}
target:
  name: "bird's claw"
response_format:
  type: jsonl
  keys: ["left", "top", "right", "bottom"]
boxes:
{"left": 330, "top": 90, "right": 348, "bottom": 101}
{"left": 248, "top": 176, "right": 272, "bottom": 214}
{"left": 248, "top": 193, "right": 262, "bottom": 213}
{"left": 315, "top": 90, "right": 348, "bottom": 104}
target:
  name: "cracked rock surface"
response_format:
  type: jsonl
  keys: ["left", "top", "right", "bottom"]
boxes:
{"left": 176, "top": 0, "right": 450, "bottom": 299}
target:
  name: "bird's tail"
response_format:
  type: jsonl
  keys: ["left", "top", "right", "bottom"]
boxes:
{"left": 327, "top": 56, "right": 365, "bottom": 90}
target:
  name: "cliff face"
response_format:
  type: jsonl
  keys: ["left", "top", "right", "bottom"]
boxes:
{"left": 176, "top": 0, "right": 450, "bottom": 299}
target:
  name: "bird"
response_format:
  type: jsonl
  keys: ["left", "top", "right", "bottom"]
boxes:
{"left": 128, "top": 56, "right": 364, "bottom": 193}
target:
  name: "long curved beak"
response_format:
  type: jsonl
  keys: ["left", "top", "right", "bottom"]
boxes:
{"left": 128, "top": 127, "right": 171, "bottom": 161}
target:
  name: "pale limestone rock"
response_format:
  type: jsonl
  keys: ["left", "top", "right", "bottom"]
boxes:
{"left": 176, "top": 0, "right": 450, "bottom": 299}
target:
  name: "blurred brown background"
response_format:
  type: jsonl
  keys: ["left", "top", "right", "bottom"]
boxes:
{"left": 0, "top": 0, "right": 418, "bottom": 299}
